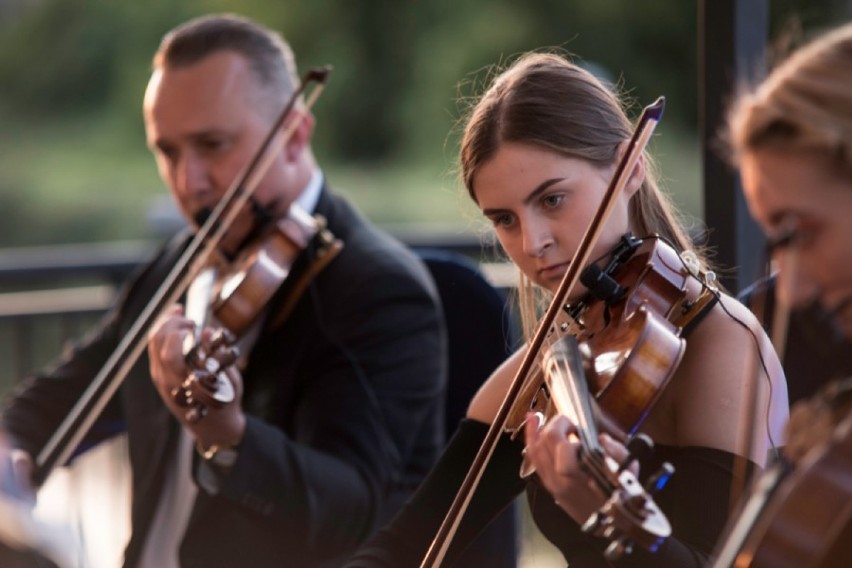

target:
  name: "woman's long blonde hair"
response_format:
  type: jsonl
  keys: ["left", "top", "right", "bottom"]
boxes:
{"left": 727, "top": 22, "right": 852, "bottom": 178}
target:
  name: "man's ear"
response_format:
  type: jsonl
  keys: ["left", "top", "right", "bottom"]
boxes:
{"left": 284, "top": 110, "right": 315, "bottom": 162}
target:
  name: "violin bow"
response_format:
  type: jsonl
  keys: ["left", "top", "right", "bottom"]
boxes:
{"left": 420, "top": 96, "right": 665, "bottom": 567}
{"left": 31, "top": 67, "right": 332, "bottom": 487}
{"left": 713, "top": 221, "right": 801, "bottom": 565}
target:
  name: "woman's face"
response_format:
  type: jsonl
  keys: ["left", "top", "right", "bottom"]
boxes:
{"left": 472, "top": 142, "right": 640, "bottom": 298}
{"left": 741, "top": 147, "right": 852, "bottom": 338}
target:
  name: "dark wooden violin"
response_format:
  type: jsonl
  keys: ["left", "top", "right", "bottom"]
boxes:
{"left": 421, "top": 96, "right": 719, "bottom": 567}
{"left": 712, "top": 378, "right": 852, "bottom": 567}
{"left": 506, "top": 234, "right": 716, "bottom": 438}
{"left": 29, "top": 66, "right": 334, "bottom": 487}
{"left": 212, "top": 204, "right": 341, "bottom": 336}
{"left": 170, "top": 203, "right": 342, "bottom": 423}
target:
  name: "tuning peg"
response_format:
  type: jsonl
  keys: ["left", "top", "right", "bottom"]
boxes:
{"left": 185, "top": 405, "right": 207, "bottom": 424}
{"left": 209, "top": 328, "right": 236, "bottom": 349}
{"left": 581, "top": 511, "right": 604, "bottom": 534}
{"left": 217, "top": 346, "right": 240, "bottom": 368}
{"left": 604, "top": 537, "right": 632, "bottom": 561}
{"left": 644, "top": 462, "right": 675, "bottom": 494}
{"left": 171, "top": 385, "right": 192, "bottom": 408}
{"left": 618, "top": 432, "right": 654, "bottom": 473}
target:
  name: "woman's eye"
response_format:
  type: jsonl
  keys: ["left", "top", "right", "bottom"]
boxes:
{"left": 792, "top": 227, "right": 816, "bottom": 248}
{"left": 767, "top": 224, "right": 817, "bottom": 261}
{"left": 492, "top": 214, "right": 514, "bottom": 228}
{"left": 542, "top": 194, "right": 564, "bottom": 209}
{"left": 778, "top": 225, "right": 814, "bottom": 250}
{"left": 155, "top": 143, "right": 178, "bottom": 162}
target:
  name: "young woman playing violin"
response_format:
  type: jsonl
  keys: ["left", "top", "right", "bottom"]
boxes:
{"left": 346, "top": 52, "right": 789, "bottom": 567}
{"left": 714, "top": 21, "right": 852, "bottom": 567}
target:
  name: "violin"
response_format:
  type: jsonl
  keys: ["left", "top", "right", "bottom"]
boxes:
{"left": 510, "top": 232, "right": 719, "bottom": 561}
{"left": 170, "top": 205, "right": 342, "bottom": 423}
{"left": 539, "top": 334, "right": 675, "bottom": 559}
{"left": 712, "top": 378, "right": 852, "bottom": 567}
{"left": 506, "top": 234, "right": 714, "bottom": 438}
{"left": 421, "top": 97, "right": 720, "bottom": 567}
{"left": 29, "top": 67, "right": 334, "bottom": 487}
{"left": 212, "top": 204, "right": 342, "bottom": 336}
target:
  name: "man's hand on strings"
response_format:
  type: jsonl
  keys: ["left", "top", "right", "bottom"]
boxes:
{"left": 148, "top": 305, "right": 246, "bottom": 452}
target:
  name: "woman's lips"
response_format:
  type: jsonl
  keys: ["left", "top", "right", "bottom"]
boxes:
{"left": 539, "top": 262, "right": 569, "bottom": 280}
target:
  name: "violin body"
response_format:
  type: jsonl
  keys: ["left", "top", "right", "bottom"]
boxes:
{"left": 507, "top": 236, "right": 700, "bottom": 436}
{"left": 213, "top": 205, "right": 341, "bottom": 336}
{"left": 716, "top": 380, "right": 852, "bottom": 567}
{"left": 587, "top": 306, "right": 685, "bottom": 435}
{"left": 743, "top": 421, "right": 852, "bottom": 567}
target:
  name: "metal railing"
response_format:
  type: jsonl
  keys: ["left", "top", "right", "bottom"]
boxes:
{"left": 0, "top": 235, "right": 515, "bottom": 392}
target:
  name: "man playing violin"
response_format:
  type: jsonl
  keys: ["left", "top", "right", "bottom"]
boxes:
{"left": 0, "top": 13, "right": 447, "bottom": 567}
{"left": 719, "top": 20, "right": 852, "bottom": 567}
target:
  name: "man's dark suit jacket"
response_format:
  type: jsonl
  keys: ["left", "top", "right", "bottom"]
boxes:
{"left": 2, "top": 185, "right": 448, "bottom": 567}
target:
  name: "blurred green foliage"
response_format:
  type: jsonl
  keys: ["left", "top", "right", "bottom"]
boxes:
{"left": 0, "top": 0, "right": 847, "bottom": 246}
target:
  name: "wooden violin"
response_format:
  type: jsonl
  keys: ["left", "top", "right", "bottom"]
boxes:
{"left": 506, "top": 234, "right": 710, "bottom": 438}
{"left": 539, "top": 334, "right": 674, "bottom": 559}
{"left": 712, "top": 378, "right": 852, "bottom": 567}
{"left": 169, "top": 202, "right": 342, "bottom": 423}
{"left": 506, "top": 231, "right": 719, "bottom": 559}
{"left": 212, "top": 204, "right": 342, "bottom": 337}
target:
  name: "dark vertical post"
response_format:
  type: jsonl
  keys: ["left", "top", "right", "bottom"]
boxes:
{"left": 698, "top": 0, "right": 768, "bottom": 293}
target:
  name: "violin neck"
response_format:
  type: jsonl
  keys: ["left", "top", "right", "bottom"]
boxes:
{"left": 184, "top": 266, "right": 218, "bottom": 345}
{"left": 543, "top": 335, "right": 602, "bottom": 454}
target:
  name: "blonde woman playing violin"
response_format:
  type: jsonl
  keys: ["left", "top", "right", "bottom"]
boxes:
{"left": 716, "top": 21, "right": 852, "bottom": 568}
{"left": 347, "top": 52, "right": 788, "bottom": 567}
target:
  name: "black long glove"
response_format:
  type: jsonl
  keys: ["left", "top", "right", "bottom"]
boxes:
{"left": 346, "top": 419, "right": 526, "bottom": 567}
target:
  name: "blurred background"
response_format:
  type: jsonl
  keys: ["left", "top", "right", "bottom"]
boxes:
{"left": 0, "top": 1, "right": 850, "bottom": 566}
{"left": 1, "top": 0, "right": 848, "bottom": 392}
{"left": 0, "top": 0, "right": 845, "bottom": 250}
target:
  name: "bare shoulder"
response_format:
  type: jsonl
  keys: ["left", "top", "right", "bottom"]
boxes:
{"left": 648, "top": 292, "right": 789, "bottom": 466}
{"left": 678, "top": 292, "right": 773, "bottom": 374}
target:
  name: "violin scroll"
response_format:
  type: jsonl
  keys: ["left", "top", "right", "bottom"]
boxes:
{"left": 579, "top": 447, "right": 674, "bottom": 559}
{"left": 167, "top": 265, "right": 240, "bottom": 423}
{"left": 172, "top": 328, "right": 240, "bottom": 423}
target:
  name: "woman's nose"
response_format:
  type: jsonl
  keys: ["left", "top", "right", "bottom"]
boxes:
{"left": 522, "top": 224, "right": 554, "bottom": 258}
